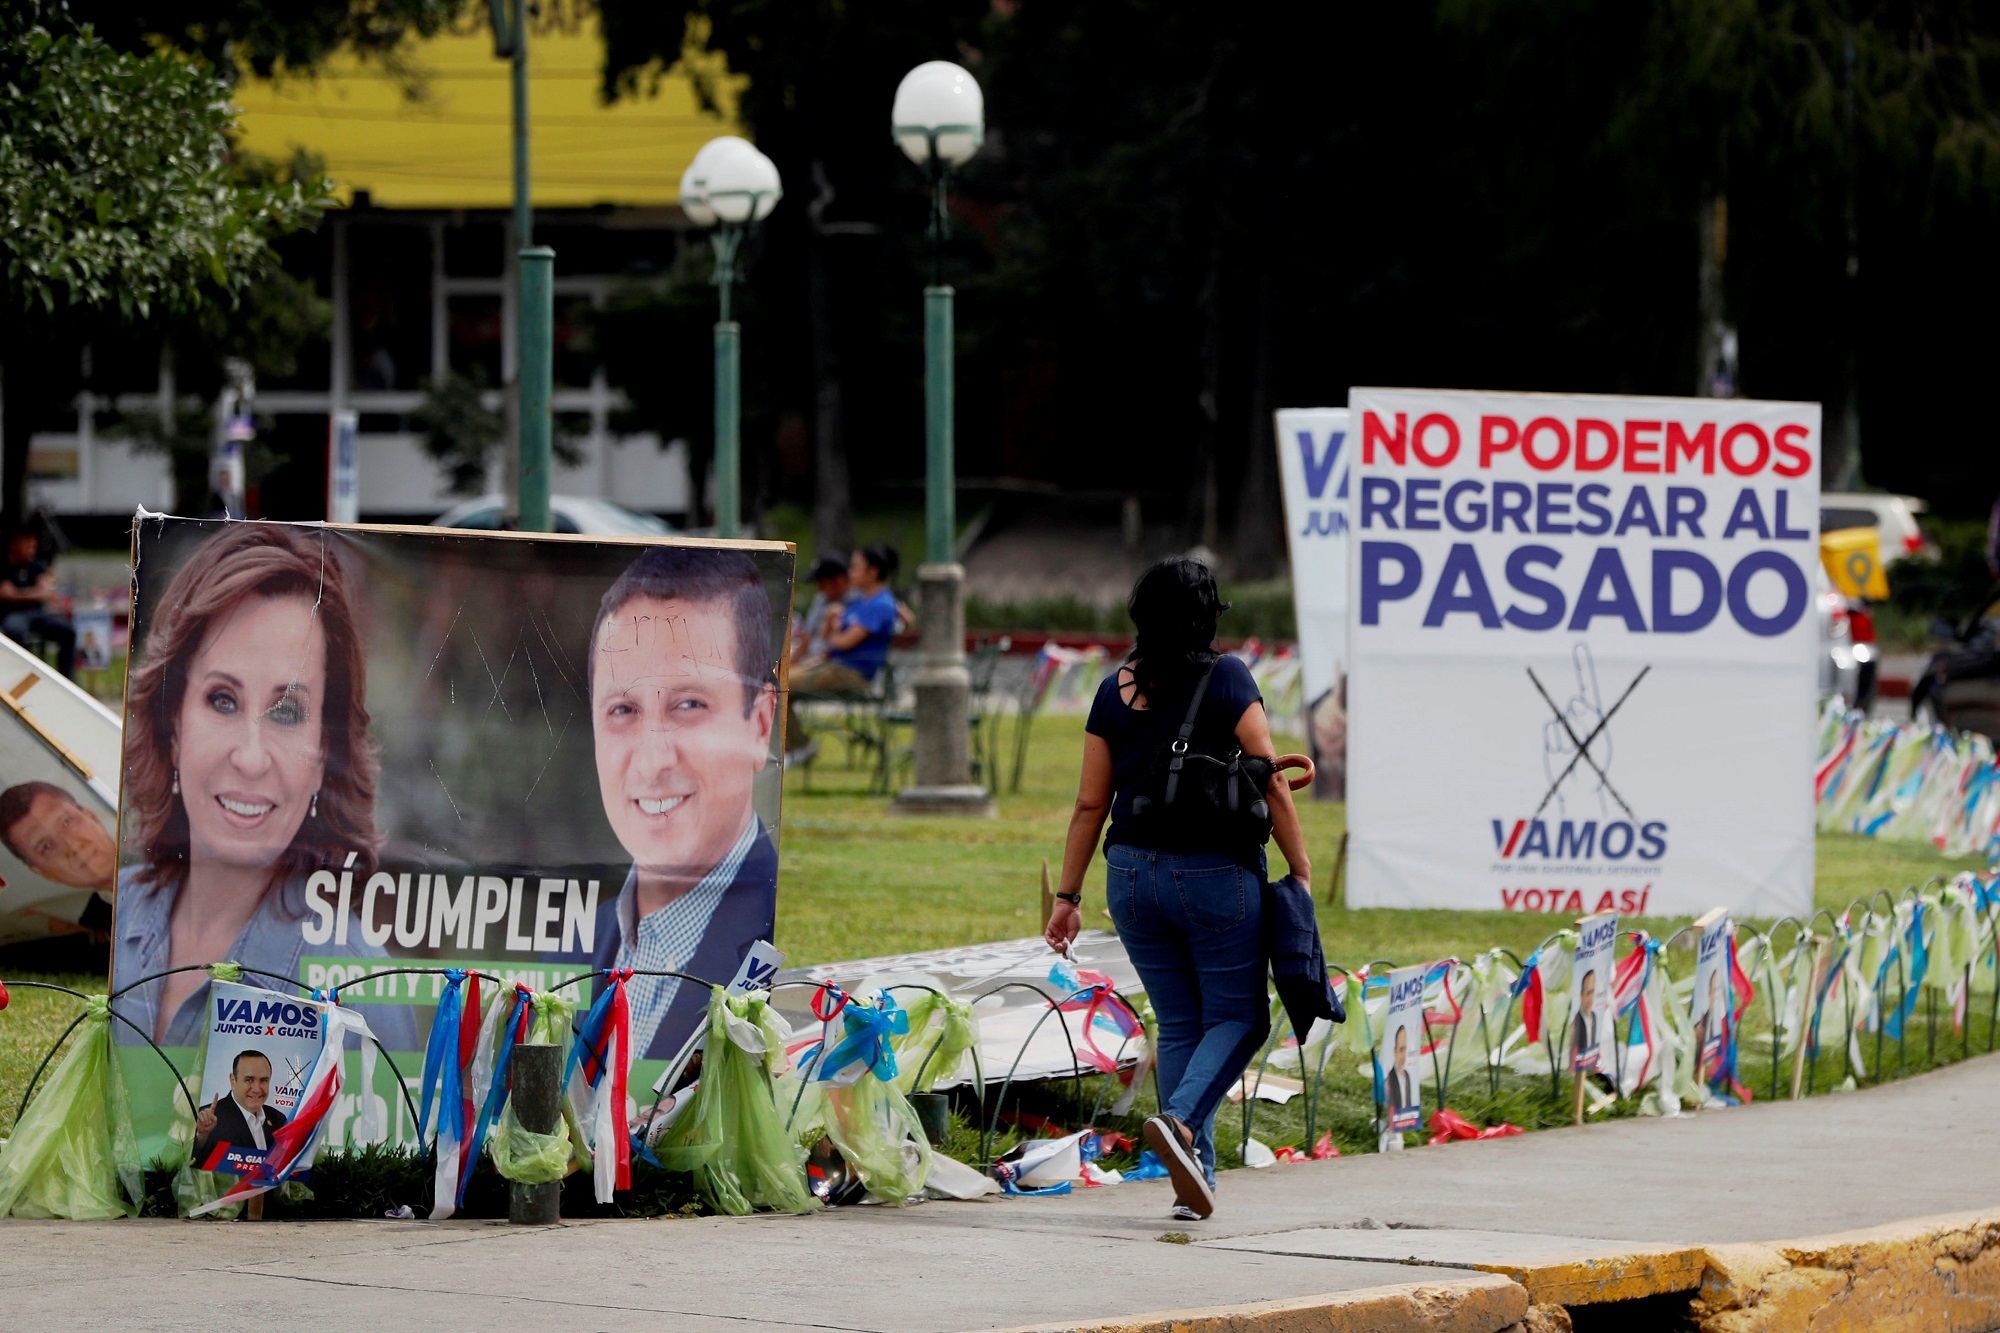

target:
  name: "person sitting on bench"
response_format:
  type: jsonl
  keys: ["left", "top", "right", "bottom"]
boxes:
{"left": 1, "top": 528, "right": 76, "bottom": 679}
{"left": 785, "top": 546, "right": 900, "bottom": 765}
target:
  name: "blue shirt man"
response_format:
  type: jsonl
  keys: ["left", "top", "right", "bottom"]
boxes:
{"left": 831, "top": 586, "right": 899, "bottom": 683}
{"left": 823, "top": 546, "right": 900, "bottom": 682}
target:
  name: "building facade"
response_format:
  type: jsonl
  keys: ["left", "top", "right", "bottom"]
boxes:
{"left": 26, "top": 5, "right": 729, "bottom": 527}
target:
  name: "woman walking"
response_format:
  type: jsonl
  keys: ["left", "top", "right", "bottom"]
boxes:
{"left": 1045, "top": 556, "right": 1311, "bottom": 1220}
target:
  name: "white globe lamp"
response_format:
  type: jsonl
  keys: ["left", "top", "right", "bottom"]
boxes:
{"left": 892, "top": 61, "right": 984, "bottom": 167}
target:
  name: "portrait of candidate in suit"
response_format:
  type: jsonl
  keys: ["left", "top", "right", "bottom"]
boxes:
{"left": 550, "top": 546, "right": 783, "bottom": 1066}
{"left": 1386, "top": 1020, "right": 1419, "bottom": 1118}
{"left": 193, "top": 1049, "right": 289, "bottom": 1165}
{"left": 1570, "top": 966, "right": 1601, "bottom": 1070}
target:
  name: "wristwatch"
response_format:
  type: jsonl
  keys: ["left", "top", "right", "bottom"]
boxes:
{"left": 1055, "top": 890, "right": 1082, "bottom": 906}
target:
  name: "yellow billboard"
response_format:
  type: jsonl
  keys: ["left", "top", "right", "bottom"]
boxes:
{"left": 231, "top": 8, "right": 740, "bottom": 209}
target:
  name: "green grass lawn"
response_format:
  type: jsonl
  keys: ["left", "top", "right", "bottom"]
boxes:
{"left": 772, "top": 711, "right": 1987, "bottom": 971}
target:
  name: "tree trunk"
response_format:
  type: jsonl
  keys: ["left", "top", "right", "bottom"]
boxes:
{"left": 1694, "top": 195, "right": 1734, "bottom": 397}
{"left": 0, "top": 358, "right": 24, "bottom": 531}
{"left": 1189, "top": 241, "right": 1224, "bottom": 557}
{"left": 1232, "top": 266, "right": 1282, "bottom": 579}
{"left": 808, "top": 161, "right": 854, "bottom": 558}
{"left": 0, "top": 333, "right": 80, "bottom": 530}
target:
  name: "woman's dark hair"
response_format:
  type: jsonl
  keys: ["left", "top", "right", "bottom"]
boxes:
{"left": 1125, "top": 556, "right": 1229, "bottom": 701}
{"left": 859, "top": 545, "right": 900, "bottom": 583}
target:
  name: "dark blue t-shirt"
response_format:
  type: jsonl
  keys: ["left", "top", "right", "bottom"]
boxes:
{"left": 831, "top": 588, "right": 898, "bottom": 681}
{"left": 1086, "top": 653, "right": 1263, "bottom": 862}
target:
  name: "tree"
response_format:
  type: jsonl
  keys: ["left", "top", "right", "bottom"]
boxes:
{"left": 0, "top": 2, "right": 331, "bottom": 525}
{"left": 598, "top": 0, "right": 2000, "bottom": 583}
{"left": 67, "top": 0, "right": 471, "bottom": 80}
{"left": 589, "top": 275, "right": 729, "bottom": 527}
{"left": 600, "top": 1, "right": 987, "bottom": 552}
{"left": 108, "top": 255, "right": 333, "bottom": 514}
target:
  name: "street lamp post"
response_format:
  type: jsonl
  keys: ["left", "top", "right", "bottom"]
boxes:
{"left": 488, "top": 0, "right": 551, "bottom": 532}
{"left": 891, "top": 61, "right": 994, "bottom": 816}
{"left": 681, "top": 137, "right": 781, "bottom": 538}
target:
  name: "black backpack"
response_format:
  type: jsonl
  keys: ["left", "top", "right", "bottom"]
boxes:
{"left": 1127, "top": 661, "right": 1276, "bottom": 851}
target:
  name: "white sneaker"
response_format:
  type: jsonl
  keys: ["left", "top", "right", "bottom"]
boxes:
{"left": 1171, "top": 1203, "right": 1204, "bottom": 1222}
{"left": 1143, "top": 1114, "right": 1215, "bottom": 1219}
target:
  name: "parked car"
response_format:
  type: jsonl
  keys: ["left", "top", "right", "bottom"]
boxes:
{"left": 431, "top": 494, "right": 675, "bottom": 538}
{"left": 1911, "top": 583, "right": 2000, "bottom": 741}
{"left": 1820, "top": 492, "right": 1935, "bottom": 563}
{"left": 1817, "top": 561, "right": 1875, "bottom": 710}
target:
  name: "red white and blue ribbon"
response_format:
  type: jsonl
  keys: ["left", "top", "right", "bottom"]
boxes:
{"left": 1880, "top": 901, "right": 1930, "bottom": 1042}
{"left": 1611, "top": 933, "right": 1661, "bottom": 1093}
{"left": 463, "top": 983, "right": 536, "bottom": 1207}
{"left": 416, "top": 969, "right": 484, "bottom": 1219}
{"left": 1418, "top": 960, "right": 1463, "bottom": 1057}
{"left": 1510, "top": 949, "right": 1546, "bottom": 1043}
{"left": 188, "top": 1001, "right": 374, "bottom": 1217}
{"left": 565, "top": 969, "right": 633, "bottom": 1202}
{"left": 811, "top": 990, "right": 908, "bottom": 1085}
{"left": 1707, "top": 935, "right": 1757, "bottom": 1103}
{"left": 1048, "top": 958, "right": 1144, "bottom": 1074}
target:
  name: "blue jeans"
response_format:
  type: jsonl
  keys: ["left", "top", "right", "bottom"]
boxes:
{"left": 1104, "top": 844, "right": 1269, "bottom": 1187}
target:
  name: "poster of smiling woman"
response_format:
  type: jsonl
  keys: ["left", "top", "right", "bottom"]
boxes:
{"left": 112, "top": 517, "right": 794, "bottom": 1155}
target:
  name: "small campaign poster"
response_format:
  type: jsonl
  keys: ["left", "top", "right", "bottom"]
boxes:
{"left": 1689, "top": 911, "right": 1731, "bottom": 1081}
{"left": 194, "top": 981, "right": 326, "bottom": 1180}
{"left": 1274, "top": 407, "right": 1351, "bottom": 800}
{"left": 1378, "top": 964, "right": 1427, "bottom": 1133}
{"left": 73, "top": 607, "right": 114, "bottom": 672}
{"left": 1569, "top": 913, "right": 1617, "bottom": 1072}
{"left": 112, "top": 518, "right": 797, "bottom": 1156}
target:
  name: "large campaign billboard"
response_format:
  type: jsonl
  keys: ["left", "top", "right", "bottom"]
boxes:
{"left": 1274, "top": 408, "right": 1351, "bottom": 799}
{"left": 1346, "top": 389, "right": 1819, "bottom": 917}
{"left": 111, "top": 517, "right": 794, "bottom": 1152}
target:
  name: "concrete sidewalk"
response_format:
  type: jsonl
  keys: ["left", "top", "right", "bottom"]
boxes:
{"left": 8, "top": 1051, "right": 2000, "bottom": 1331}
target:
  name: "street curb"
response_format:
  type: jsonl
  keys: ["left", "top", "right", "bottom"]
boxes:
{"left": 1691, "top": 1207, "right": 2000, "bottom": 1333}
{"left": 1464, "top": 1242, "right": 1708, "bottom": 1306}
{"left": 987, "top": 1272, "right": 1530, "bottom": 1333}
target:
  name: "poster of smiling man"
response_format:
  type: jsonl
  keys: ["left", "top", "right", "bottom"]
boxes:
{"left": 1569, "top": 912, "right": 1617, "bottom": 1073}
{"left": 111, "top": 517, "right": 794, "bottom": 1154}
{"left": 1376, "top": 964, "right": 1428, "bottom": 1144}
{"left": 192, "top": 980, "right": 326, "bottom": 1180}
{"left": 1689, "top": 910, "right": 1731, "bottom": 1082}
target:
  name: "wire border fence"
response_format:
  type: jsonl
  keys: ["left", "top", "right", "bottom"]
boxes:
{"left": 5, "top": 871, "right": 1997, "bottom": 1204}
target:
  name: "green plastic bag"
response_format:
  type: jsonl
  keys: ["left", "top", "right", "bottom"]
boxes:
{"left": 893, "top": 993, "right": 978, "bottom": 1094}
{"left": 0, "top": 996, "right": 144, "bottom": 1218}
{"left": 656, "top": 987, "right": 817, "bottom": 1216}
{"left": 823, "top": 1073, "right": 932, "bottom": 1204}
{"left": 480, "top": 989, "right": 592, "bottom": 1183}
{"left": 779, "top": 992, "right": 933, "bottom": 1203}
{"left": 490, "top": 1100, "right": 572, "bottom": 1185}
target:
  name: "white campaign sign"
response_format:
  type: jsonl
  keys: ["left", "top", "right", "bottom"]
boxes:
{"left": 1346, "top": 388, "right": 1820, "bottom": 917}
{"left": 1274, "top": 408, "right": 1351, "bottom": 799}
